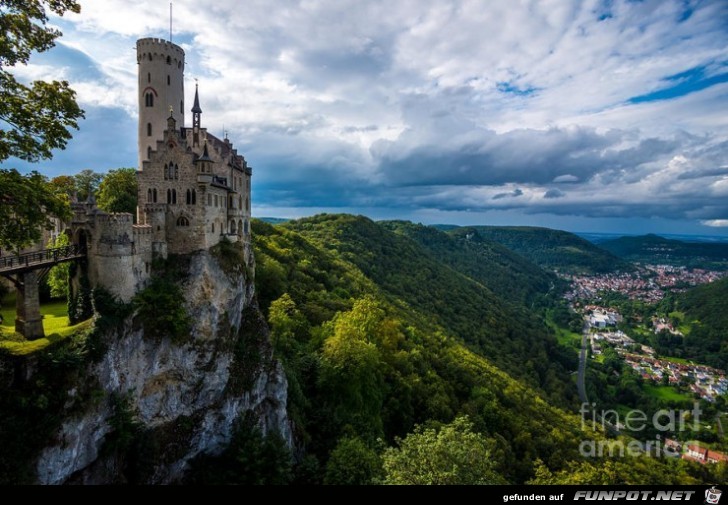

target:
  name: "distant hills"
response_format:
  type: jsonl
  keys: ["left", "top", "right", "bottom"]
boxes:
{"left": 598, "top": 234, "right": 728, "bottom": 270}
{"left": 437, "top": 225, "right": 630, "bottom": 274}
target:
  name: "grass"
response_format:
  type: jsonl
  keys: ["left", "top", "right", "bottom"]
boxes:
{"left": 643, "top": 384, "right": 693, "bottom": 403}
{"left": 545, "top": 314, "right": 582, "bottom": 349}
{"left": 658, "top": 355, "right": 691, "bottom": 365}
{"left": 0, "top": 293, "right": 93, "bottom": 356}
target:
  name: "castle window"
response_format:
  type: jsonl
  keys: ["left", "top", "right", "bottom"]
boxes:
{"left": 147, "top": 188, "right": 152, "bottom": 203}
{"left": 147, "top": 72, "right": 151, "bottom": 83}
{"left": 229, "top": 195, "right": 233, "bottom": 208}
{"left": 148, "top": 53, "right": 152, "bottom": 61}
{"left": 176, "top": 216, "right": 189, "bottom": 227}
{"left": 147, "top": 146, "right": 152, "bottom": 159}
{"left": 145, "top": 92, "right": 154, "bottom": 107}
{"left": 167, "top": 75, "right": 170, "bottom": 85}
{"left": 147, "top": 122, "right": 152, "bottom": 136}
{"left": 180, "top": 100, "right": 183, "bottom": 113}
{"left": 166, "top": 55, "right": 171, "bottom": 65}
{"left": 239, "top": 196, "right": 242, "bottom": 209}
{"left": 246, "top": 197, "right": 250, "bottom": 211}
{"left": 153, "top": 188, "right": 157, "bottom": 203}
{"left": 214, "top": 195, "right": 218, "bottom": 207}
{"left": 192, "top": 189, "right": 196, "bottom": 205}
{"left": 207, "top": 194, "right": 211, "bottom": 206}
{"left": 167, "top": 163, "right": 173, "bottom": 180}
{"left": 244, "top": 219, "right": 249, "bottom": 235}
{"left": 172, "top": 189, "right": 177, "bottom": 204}
{"left": 238, "top": 219, "right": 243, "bottom": 236}
{"left": 230, "top": 220, "right": 236, "bottom": 234}
{"left": 211, "top": 223, "right": 215, "bottom": 233}
{"left": 167, "top": 189, "right": 172, "bottom": 204}
{"left": 174, "top": 164, "right": 179, "bottom": 180}
{"left": 186, "top": 189, "right": 191, "bottom": 205}
{"left": 178, "top": 61, "right": 181, "bottom": 69}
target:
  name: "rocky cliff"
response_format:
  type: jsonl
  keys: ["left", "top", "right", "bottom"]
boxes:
{"left": 31, "top": 242, "right": 290, "bottom": 484}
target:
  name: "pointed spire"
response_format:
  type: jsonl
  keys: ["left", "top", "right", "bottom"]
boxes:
{"left": 195, "top": 140, "right": 213, "bottom": 163}
{"left": 191, "top": 83, "right": 202, "bottom": 114}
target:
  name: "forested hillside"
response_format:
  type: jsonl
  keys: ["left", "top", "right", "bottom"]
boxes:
{"left": 237, "top": 215, "right": 716, "bottom": 484}
{"left": 674, "top": 277, "right": 728, "bottom": 370}
{"left": 449, "top": 226, "right": 630, "bottom": 274}
{"left": 599, "top": 234, "right": 728, "bottom": 270}
{"left": 381, "top": 221, "right": 559, "bottom": 306}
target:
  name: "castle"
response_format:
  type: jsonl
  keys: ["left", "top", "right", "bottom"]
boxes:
{"left": 70, "top": 37, "right": 252, "bottom": 302}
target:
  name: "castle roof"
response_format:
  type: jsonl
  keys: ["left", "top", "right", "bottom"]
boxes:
{"left": 191, "top": 84, "right": 202, "bottom": 114}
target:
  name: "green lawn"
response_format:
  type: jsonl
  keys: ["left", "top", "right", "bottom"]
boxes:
{"left": 658, "top": 355, "right": 691, "bottom": 365}
{"left": 643, "top": 384, "right": 693, "bottom": 403}
{"left": 546, "top": 315, "right": 582, "bottom": 349}
{"left": 0, "top": 293, "right": 93, "bottom": 355}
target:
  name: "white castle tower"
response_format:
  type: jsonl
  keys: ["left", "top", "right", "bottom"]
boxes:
{"left": 136, "top": 38, "right": 185, "bottom": 168}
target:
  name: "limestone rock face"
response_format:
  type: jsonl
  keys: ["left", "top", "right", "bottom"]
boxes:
{"left": 35, "top": 245, "right": 290, "bottom": 484}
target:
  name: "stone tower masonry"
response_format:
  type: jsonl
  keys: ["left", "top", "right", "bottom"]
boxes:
{"left": 136, "top": 38, "right": 185, "bottom": 168}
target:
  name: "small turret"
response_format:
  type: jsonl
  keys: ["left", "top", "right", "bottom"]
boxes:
{"left": 192, "top": 83, "right": 202, "bottom": 146}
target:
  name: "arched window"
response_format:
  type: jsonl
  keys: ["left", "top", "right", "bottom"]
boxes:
{"left": 174, "top": 164, "right": 179, "bottom": 180}
{"left": 167, "top": 163, "right": 174, "bottom": 180}
{"left": 191, "top": 189, "right": 196, "bottom": 205}
{"left": 166, "top": 55, "right": 171, "bottom": 65}
{"left": 145, "top": 93, "right": 154, "bottom": 107}
{"left": 172, "top": 189, "right": 177, "bottom": 204}
{"left": 147, "top": 188, "right": 152, "bottom": 203}
{"left": 238, "top": 219, "right": 243, "bottom": 236}
{"left": 176, "top": 216, "right": 189, "bottom": 227}
{"left": 239, "top": 196, "right": 243, "bottom": 209}
{"left": 230, "top": 220, "right": 236, "bottom": 234}
{"left": 244, "top": 219, "right": 249, "bottom": 234}
{"left": 167, "top": 189, "right": 172, "bottom": 204}
{"left": 229, "top": 195, "right": 233, "bottom": 208}
{"left": 153, "top": 188, "right": 158, "bottom": 203}
{"left": 148, "top": 53, "right": 152, "bottom": 61}
{"left": 167, "top": 75, "right": 171, "bottom": 85}
{"left": 147, "top": 123, "right": 152, "bottom": 136}
{"left": 211, "top": 223, "right": 215, "bottom": 233}
{"left": 147, "top": 72, "right": 151, "bottom": 83}
{"left": 207, "top": 194, "right": 212, "bottom": 206}
{"left": 164, "top": 163, "right": 168, "bottom": 180}
{"left": 214, "top": 195, "right": 218, "bottom": 207}
{"left": 147, "top": 146, "right": 152, "bottom": 159}
{"left": 186, "top": 189, "right": 191, "bottom": 205}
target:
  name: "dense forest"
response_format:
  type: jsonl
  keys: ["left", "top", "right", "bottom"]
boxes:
{"left": 201, "top": 215, "right": 724, "bottom": 484}
{"left": 599, "top": 234, "right": 728, "bottom": 270}
{"left": 443, "top": 225, "right": 631, "bottom": 274}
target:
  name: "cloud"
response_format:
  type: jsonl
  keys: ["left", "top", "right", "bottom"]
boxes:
{"left": 543, "top": 189, "right": 565, "bottom": 199}
{"left": 702, "top": 220, "right": 728, "bottom": 227}
{"left": 6, "top": 0, "right": 725, "bottom": 234}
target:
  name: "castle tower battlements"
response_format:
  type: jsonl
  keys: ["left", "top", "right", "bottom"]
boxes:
{"left": 137, "top": 38, "right": 185, "bottom": 169}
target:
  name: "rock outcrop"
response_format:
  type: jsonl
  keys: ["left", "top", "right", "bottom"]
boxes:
{"left": 35, "top": 244, "right": 290, "bottom": 484}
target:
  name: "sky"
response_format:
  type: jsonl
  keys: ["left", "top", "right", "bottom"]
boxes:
{"left": 5, "top": 0, "right": 728, "bottom": 236}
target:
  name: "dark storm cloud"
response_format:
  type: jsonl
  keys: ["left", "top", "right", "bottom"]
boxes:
{"left": 372, "top": 125, "right": 679, "bottom": 187}
{"left": 543, "top": 189, "right": 565, "bottom": 199}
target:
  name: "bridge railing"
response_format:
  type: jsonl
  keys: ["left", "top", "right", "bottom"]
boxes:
{"left": 0, "top": 244, "right": 86, "bottom": 271}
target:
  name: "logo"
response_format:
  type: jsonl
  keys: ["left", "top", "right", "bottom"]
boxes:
{"left": 706, "top": 487, "right": 722, "bottom": 505}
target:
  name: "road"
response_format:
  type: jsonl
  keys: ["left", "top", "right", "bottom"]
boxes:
{"left": 577, "top": 321, "right": 589, "bottom": 404}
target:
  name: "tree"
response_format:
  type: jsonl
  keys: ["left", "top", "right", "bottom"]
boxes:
{"left": 0, "top": 0, "right": 84, "bottom": 162}
{"left": 0, "top": 168, "right": 70, "bottom": 254}
{"left": 382, "top": 416, "right": 506, "bottom": 485}
{"left": 46, "top": 232, "right": 70, "bottom": 299}
{"left": 73, "top": 169, "right": 101, "bottom": 202}
{"left": 97, "top": 168, "right": 137, "bottom": 215}
{"left": 324, "top": 436, "right": 383, "bottom": 485}
{"left": 49, "top": 174, "right": 77, "bottom": 201}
